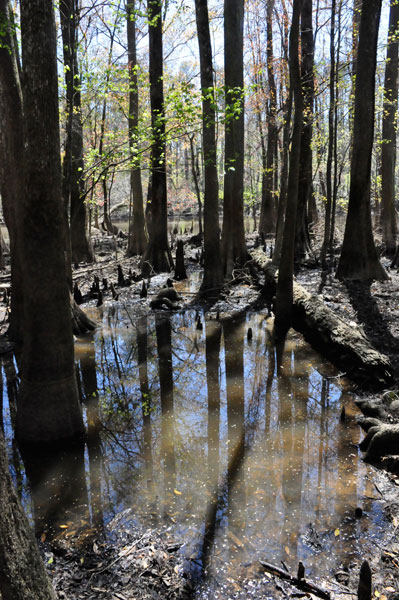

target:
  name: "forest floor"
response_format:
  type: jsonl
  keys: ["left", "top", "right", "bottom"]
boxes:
{"left": 2, "top": 225, "right": 399, "bottom": 599}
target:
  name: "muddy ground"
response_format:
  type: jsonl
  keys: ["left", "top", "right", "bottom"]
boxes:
{"left": 1, "top": 228, "right": 399, "bottom": 599}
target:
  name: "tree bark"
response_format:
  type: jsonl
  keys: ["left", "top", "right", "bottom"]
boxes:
{"left": 274, "top": 0, "right": 303, "bottom": 339}
{"left": 141, "top": 0, "right": 173, "bottom": 274}
{"left": 321, "top": 0, "right": 335, "bottom": 265}
{"left": 273, "top": 0, "right": 291, "bottom": 266}
{"left": 60, "top": 0, "right": 94, "bottom": 264}
{"left": 0, "top": 430, "right": 56, "bottom": 599}
{"left": 349, "top": 0, "right": 362, "bottom": 134}
{"left": 126, "top": 0, "right": 148, "bottom": 256}
{"left": 0, "top": 1, "right": 24, "bottom": 343}
{"left": 336, "top": 0, "right": 387, "bottom": 281}
{"left": 329, "top": 0, "right": 342, "bottom": 255}
{"left": 221, "top": 0, "right": 249, "bottom": 278}
{"left": 295, "top": 0, "right": 314, "bottom": 263}
{"left": 188, "top": 133, "right": 203, "bottom": 235}
{"left": 17, "top": 0, "right": 84, "bottom": 443}
{"left": 380, "top": 0, "right": 399, "bottom": 255}
{"left": 259, "top": 0, "right": 278, "bottom": 236}
{"left": 174, "top": 239, "right": 187, "bottom": 280}
{"left": 194, "top": 0, "right": 223, "bottom": 294}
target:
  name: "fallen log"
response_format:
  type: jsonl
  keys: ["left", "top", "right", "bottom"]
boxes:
{"left": 259, "top": 560, "right": 331, "bottom": 600}
{"left": 252, "top": 249, "right": 394, "bottom": 390}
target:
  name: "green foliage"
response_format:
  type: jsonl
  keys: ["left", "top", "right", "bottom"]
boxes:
{"left": 0, "top": 7, "right": 18, "bottom": 54}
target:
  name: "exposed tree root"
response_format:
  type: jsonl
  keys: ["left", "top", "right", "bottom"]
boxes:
{"left": 70, "top": 295, "right": 97, "bottom": 336}
{"left": 252, "top": 249, "right": 394, "bottom": 390}
{"left": 358, "top": 417, "right": 399, "bottom": 461}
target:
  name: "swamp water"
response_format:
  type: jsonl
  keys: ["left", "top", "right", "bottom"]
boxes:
{"left": 3, "top": 304, "right": 389, "bottom": 596}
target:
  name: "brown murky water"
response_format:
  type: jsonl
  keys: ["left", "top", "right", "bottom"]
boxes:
{"left": 2, "top": 300, "right": 388, "bottom": 595}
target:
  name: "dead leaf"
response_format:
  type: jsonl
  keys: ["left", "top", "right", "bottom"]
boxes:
{"left": 65, "top": 530, "right": 77, "bottom": 538}
{"left": 227, "top": 530, "right": 245, "bottom": 548}
{"left": 334, "top": 528, "right": 340, "bottom": 537}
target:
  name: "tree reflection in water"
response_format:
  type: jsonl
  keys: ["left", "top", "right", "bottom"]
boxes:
{"left": 1, "top": 306, "right": 386, "bottom": 591}
{"left": 80, "top": 333, "right": 104, "bottom": 528}
{"left": 137, "top": 316, "right": 154, "bottom": 497}
{"left": 19, "top": 440, "right": 88, "bottom": 539}
{"left": 155, "top": 314, "right": 176, "bottom": 518}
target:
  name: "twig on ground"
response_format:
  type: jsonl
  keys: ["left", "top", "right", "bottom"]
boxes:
{"left": 259, "top": 560, "right": 331, "bottom": 600}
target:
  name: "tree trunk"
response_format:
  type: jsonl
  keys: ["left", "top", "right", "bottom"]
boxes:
{"left": 273, "top": 0, "right": 291, "bottom": 266}
{"left": 174, "top": 239, "right": 187, "bottom": 280}
{"left": 273, "top": 89, "right": 292, "bottom": 266}
{"left": 329, "top": 0, "right": 342, "bottom": 255}
{"left": 0, "top": 1, "right": 24, "bottom": 343}
{"left": 60, "top": 0, "right": 93, "bottom": 264}
{"left": 0, "top": 429, "right": 56, "bottom": 599}
{"left": 336, "top": 0, "right": 387, "bottom": 281}
{"left": 295, "top": 0, "right": 314, "bottom": 263}
{"left": 221, "top": 0, "right": 249, "bottom": 278}
{"left": 349, "top": 0, "right": 362, "bottom": 135}
{"left": 321, "top": 0, "right": 336, "bottom": 265}
{"left": 259, "top": 0, "right": 278, "bottom": 236}
{"left": 17, "top": 0, "right": 84, "bottom": 443}
{"left": 126, "top": 0, "right": 148, "bottom": 256}
{"left": 188, "top": 133, "right": 203, "bottom": 235}
{"left": 380, "top": 0, "right": 399, "bottom": 255}
{"left": 141, "top": 0, "right": 173, "bottom": 274}
{"left": 97, "top": 18, "right": 118, "bottom": 237}
{"left": 274, "top": 0, "right": 303, "bottom": 339}
{"left": 195, "top": 0, "right": 223, "bottom": 294}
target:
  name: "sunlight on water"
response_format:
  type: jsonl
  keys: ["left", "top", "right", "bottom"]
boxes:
{"left": 2, "top": 299, "right": 387, "bottom": 595}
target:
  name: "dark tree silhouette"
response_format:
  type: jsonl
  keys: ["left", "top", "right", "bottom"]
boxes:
{"left": 141, "top": 0, "right": 173, "bottom": 274}
{"left": 295, "top": 0, "right": 314, "bottom": 262}
{"left": 274, "top": 0, "right": 303, "bottom": 339}
{"left": 126, "top": 0, "right": 148, "bottom": 256}
{"left": 221, "top": 0, "right": 249, "bottom": 278}
{"left": 259, "top": 0, "right": 278, "bottom": 237}
{"left": 60, "top": 0, "right": 93, "bottom": 265}
{"left": 195, "top": 0, "right": 223, "bottom": 293}
{"left": 0, "top": 0, "right": 24, "bottom": 342}
{"left": 16, "top": 0, "right": 84, "bottom": 442}
{"left": 0, "top": 429, "right": 56, "bottom": 599}
{"left": 381, "top": 0, "right": 399, "bottom": 255}
{"left": 336, "top": 0, "right": 387, "bottom": 281}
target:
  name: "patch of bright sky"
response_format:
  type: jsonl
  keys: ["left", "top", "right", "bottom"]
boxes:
{"left": 76, "top": 0, "right": 392, "bottom": 92}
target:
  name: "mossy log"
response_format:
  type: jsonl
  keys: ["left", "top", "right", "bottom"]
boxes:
{"left": 252, "top": 249, "right": 394, "bottom": 390}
